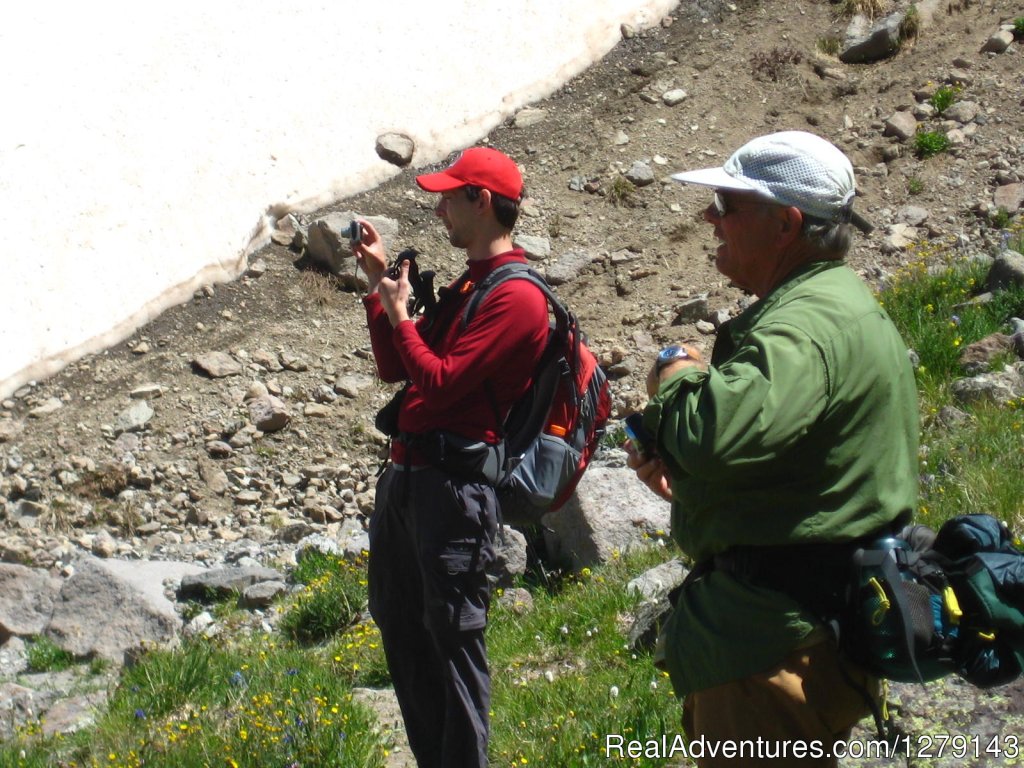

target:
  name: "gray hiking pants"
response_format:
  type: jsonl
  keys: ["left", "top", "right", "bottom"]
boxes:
{"left": 368, "top": 464, "right": 498, "bottom": 768}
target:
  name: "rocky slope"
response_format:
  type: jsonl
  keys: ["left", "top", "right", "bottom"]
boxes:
{"left": 1, "top": 0, "right": 1023, "bottom": 759}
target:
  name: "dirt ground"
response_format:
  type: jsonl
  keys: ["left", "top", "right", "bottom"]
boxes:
{"left": 3, "top": 0, "right": 1024, "bottom": 759}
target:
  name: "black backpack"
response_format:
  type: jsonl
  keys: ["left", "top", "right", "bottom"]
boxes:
{"left": 460, "top": 262, "right": 612, "bottom": 526}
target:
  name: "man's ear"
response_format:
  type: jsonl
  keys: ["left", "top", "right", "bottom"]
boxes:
{"left": 475, "top": 187, "right": 493, "bottom": 214}
{"left": 777, "top": 205, "right": 804, "bottom": 247}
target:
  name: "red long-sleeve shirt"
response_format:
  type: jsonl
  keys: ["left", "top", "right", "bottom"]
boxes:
{"left": 363, "top": 250, "right": 549, "bottom": 443}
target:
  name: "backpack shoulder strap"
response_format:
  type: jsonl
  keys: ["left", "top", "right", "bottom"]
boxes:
{"left": 460, "top": 262, "right": 569, "bottom": 332}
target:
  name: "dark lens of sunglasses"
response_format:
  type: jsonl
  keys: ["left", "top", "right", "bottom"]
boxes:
{"left": 713, "top": 192, "right": 728, "bottom": 217}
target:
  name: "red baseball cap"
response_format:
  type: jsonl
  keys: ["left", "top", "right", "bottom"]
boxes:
{"left": 416, "top": 147, "right": 523, "bottom": 201}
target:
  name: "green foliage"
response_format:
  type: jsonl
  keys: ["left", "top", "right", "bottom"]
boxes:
{"left": 279, "top": 550, "right": 367, "bottom": 644}
{"left": 606, "top": 175, "right": 637, "bottom": 207}
{"left": 817, "top": 36, "right": 841, "bottom": 56}
{"left": 25, "top": 636, "right": 75, "bottom": 672}
{"left": 1013, "top": 17, "right": 1024, "bottom": 39}
{"left": 488, "top": 546, "right": 681, "bottom": 767}
{"left": 991, "top": 207, "right": 1012, "bottom": 230}
{"left": 899, "top": 4, "right": 920, "bottom": 43}
{"left": 880, "top": 255, "right": 1024, "bottom": 392}
{"left": 835, "top": 0, "right": 885, "bottom": 20}
{"left": 928, "top": 84, "right": 959, "bottom": 115}
{"left": 880, "top": 248, "right": 1024, "bottom": 531}
{"left": 913, "top": 129, "right": 950, "bottom": 159}
{"left": 907, "top": 176, "right": 925, "bottom": 196}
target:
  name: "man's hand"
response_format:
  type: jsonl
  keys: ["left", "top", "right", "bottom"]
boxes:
{"left": 378, "top": 259, "right": 412, "bottom": 327}
{"left": 351, "top": 219, "right": 388, "bottom": 294}
{"left": 647, "top": 343, "right": 705, "bottom": 398}
{"left": 625, "top": 440, "right": 673, "bottom": 502}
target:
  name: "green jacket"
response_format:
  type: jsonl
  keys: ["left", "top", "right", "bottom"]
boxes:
{"left": 644, "top": 259, "right": 919, "bottom": 696}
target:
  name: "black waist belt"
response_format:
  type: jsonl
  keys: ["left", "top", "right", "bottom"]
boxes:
{"left": 395, "top": 430, "right": 505, "bottom": 485}
{"left": 689, "top": 518, "right": 908, "bottom": 621}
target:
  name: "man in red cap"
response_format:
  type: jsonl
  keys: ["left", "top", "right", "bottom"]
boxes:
{"left": 352, "top": 147, "right": 548, "bottom": 768}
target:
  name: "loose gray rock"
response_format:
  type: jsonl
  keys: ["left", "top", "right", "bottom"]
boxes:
{"left": 942, "top": 100, "right": 980, "bottom": 125}
{"left": 626, "top": 558, "right": 688, "bottom": 601}
{"left": 47, "top": 557, "right": 203, "bottom": 661}
{"left": 239, "top": 581, "right": 287, "bottom": 609}
{"left": 985, "top": 249, "right": 1024, "bottom": 292}
{"left": 178, "top": 566, "right": 286, "bottom": 601}
{"left": 898, "top": 205, "right": 930, "bottom": 227}
{"left": 112, "top": 400, "right": 154, "bottom": 436}
{"left": 192, "top": 351, "right": 242, "bottom": 378}
{"left": 993, "top": 183, "right": 1024, "bottom": 214}
{"left": 950, "top": 362, "right": 1024, "bottom": 406}
{"left": 625, "top": 161, "right": 655, "bottom": 187}
{"left": 542, "top": 466, "right": 670, "bottom": 568}
{"left": 883, "top": 111, "right": 918, "bottom": 140}
{"left": 545, "top": 250, "right": 595, "bottom": 286}
{"left": 375, "top": 133, "right": 415, "bottom": 166}
{"left": 513, "top": 234, "right": 551, "bottom": 261}
{"left": 247, "top": 394, "right": 290, "bottom": 433}
{"left": 0, "top": 564, "right": 62, "bottom": 637}
{"left": 662, "top": 88, "right": 688, "bottom": 106}
{"left": 981, "top": 30, "right": 1014, "bottom": 54}
{"left": 334, "top": 374, "right": 375, "bottom": 399}
{"left": 0, "top": 419, "right": 23, "bottom": 443}
{"left": 489, "top": 526, "right": 528, "bottom": 588}
{"left": 29, "top": 398, "right": 63, "bottom": 418}
{"left": 673, "top": 294, "right": 710, "bottom": 324}
{"left": 840, "top": 12, "right": 903, "bottom": 64}
{"left": 513, "top": 108, "right": 548, "bottom": 128}
{"left": 958, "top": 333, "right": 1012, "bottom": 374}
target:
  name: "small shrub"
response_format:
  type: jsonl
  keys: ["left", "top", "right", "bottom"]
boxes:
{"left": 750, "top": 46, "right": 803, "bottom": 82}
{"left": 899, "top": 4, "right": 920, "bottom": 44}
{"left": 605, "top": 175, "right": 636, "bottom": 207}
{"left": 835, "top": 0, "right": 886, "bottom": 20}
{"left": 914, "top": 130, "right": 950, "bottom": 159}
{"left": 907, "top": 177, "right": 925, "bottom": 196}
{"left": 817, "top": 36, "right": 841, "bottom": 56}
{"left": 280, "top": 550, "right": 367, "bottom": 644}
{"left": 26, "top": 637, "right": 75, "bottom": 672}
{"left": 1013, "top": 17, "right": 1024, "bottom": 40}
{"left": 929, "top": 84, "right": 960, "bottom": 115}
{"left": 991, "top": 207, "right": 1012, "bottom": 230}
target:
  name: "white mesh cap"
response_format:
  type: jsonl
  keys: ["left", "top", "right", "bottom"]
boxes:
{"left": 672, "top": 131, "right": 872, "bottom": 233}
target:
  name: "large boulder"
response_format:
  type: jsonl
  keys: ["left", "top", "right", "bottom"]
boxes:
{"left": 542, "top": 465, "right": 670, "bottom": 569}
{"left": 0, "top": 564, "right": 62, "bottom": 638}
{"left": 46, "top": 557, "right": 206, "bottom": 662}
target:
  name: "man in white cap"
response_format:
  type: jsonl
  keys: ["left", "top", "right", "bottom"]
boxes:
{"left": 627, "top": 131, "right": 918, "bottom": 765}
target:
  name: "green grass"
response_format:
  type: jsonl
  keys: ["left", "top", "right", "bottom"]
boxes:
{"left": 880, "top": 222, "right": 1024, "bottom": 531}
{"left": 25, "top": 636, "right": 76, "bottom": 672}
{"left": 914, "top": 129, "right": 950, "bottom": 159}
{"left": 278, "top": 550, "right": 368, "bottom": 644}
{"left": 928, "top": 84, "right": 959, "bottom": 115}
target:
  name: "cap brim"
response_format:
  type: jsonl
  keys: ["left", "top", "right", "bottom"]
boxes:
{"left": 850, "top": 210, "right": 874, "bottom": 235}
{"left": 670, "top": 167, "right": 758, "bottom": 192}
{"left": 415, "top": 171, "right": 465, "bottom": 193}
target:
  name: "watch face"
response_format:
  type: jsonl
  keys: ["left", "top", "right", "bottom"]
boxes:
{"left": 658, "top": 345, "right": 684, "bottom": 363}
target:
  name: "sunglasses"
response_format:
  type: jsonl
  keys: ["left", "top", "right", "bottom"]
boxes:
{"left": 712, "top": 191, "right": 730, "bottom": 218}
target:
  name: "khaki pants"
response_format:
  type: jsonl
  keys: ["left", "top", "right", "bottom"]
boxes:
{"left": 681, "top": 640, "right": 877, "bottom": 767}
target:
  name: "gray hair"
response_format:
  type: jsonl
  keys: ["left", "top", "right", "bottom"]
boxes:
{"left": 801, "top": 217, "right": 853, "bottom": 259}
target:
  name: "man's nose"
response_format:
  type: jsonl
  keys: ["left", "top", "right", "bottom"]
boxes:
{"left": 435, "top": 198, "right": 447, "bottom": 217}
{"left": 703, "top": 203, "right": 720, "bottom": 223}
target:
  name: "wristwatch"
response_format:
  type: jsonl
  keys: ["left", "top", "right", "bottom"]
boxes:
{"left": 656, "top": 345, "right": 691, "bottom": 372}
